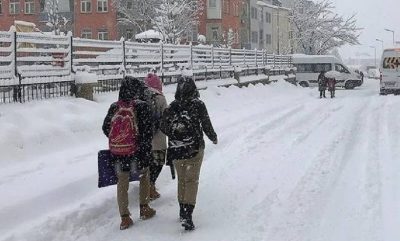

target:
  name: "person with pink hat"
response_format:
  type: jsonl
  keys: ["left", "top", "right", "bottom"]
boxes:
{"left": 144, "top": 73, "right": 168, "bottom": 200}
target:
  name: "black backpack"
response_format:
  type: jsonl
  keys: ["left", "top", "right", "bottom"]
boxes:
{"left": 169, "top": 108, "right": 195, "bottom": 147}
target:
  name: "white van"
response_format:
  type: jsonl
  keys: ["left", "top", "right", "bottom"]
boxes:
{"left": 292, "top": 55, "right": 362, "bottom": 89}
{"left": 380, "top": 48, "right": 400, "bottom": 95}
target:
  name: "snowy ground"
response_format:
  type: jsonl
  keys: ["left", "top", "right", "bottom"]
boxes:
{"left": 1, "top": 78, "right": 399, "bottom": 241}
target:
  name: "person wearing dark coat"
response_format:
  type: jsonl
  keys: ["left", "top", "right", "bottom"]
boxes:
{"left": 102, "top": 76, "right": 156, "bottom": 230}
{"left": 327, "top": 77, "right": 337, "bottom": 98}
{"left": 161, "top": 76, "right": 218, "bottom": 231}
{"left": 318, "top": 71, "right": 327, "bottom": 98}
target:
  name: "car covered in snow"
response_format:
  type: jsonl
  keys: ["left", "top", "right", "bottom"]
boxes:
{"left": 380, "top": 48, "right": 400, "bottom": 95}
{"left": 292, "top": 54, "right": 363, "bottom": 89}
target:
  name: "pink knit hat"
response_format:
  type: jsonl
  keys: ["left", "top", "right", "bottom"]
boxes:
{"left": 144, "top": 73, "right": 163, "bottom": 94}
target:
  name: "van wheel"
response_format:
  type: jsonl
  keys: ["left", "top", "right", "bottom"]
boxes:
{"left": 345, "top": 81, "right": 355, "bottom": 90}
{"left": 299, "top": 81, "right": 309, "bottom": 87}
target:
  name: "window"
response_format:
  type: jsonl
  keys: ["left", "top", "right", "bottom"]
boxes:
{"left": 81, "top": 0, "right": 91, "bottom": 13}
{"left": 259, "top": 29, "right": 263, "bottom": 44}
{"left": 0, "top": 0, "right": 2, "bottom": 14}
{"left": 266, "top": 12, "right": 271, "bottom": 23}
{"left": 98, "top": 30, "right": 109, "bottom": 40}
{"left": 266, "top": 34, "right": 272, "bottom": 44}
{"left": 211, "top": 27, "right": 219, "bottom": 40}
{"left": 223, "top": 0, "right": 229, "bottom": 14}
{"left": 335, "top": 64, "right": 349, "bottom": 73}
{"left": 81, "top": 30, "right": 92, "bottom": 39}
{"left": 251, "top": 7, "right": 257, "bottom": 19}
{"left": 126, "top": 29, "right": 134, "bottom": 40}
{"left": 25, "top": 0, "right": 34, "bottom": 14}
{"left": 9, "top": 0, "right": 20, "bottom": 14}
{"left": 296, "top": 64, "right": 314, "bottom": 73}
{"left": 126, "top": 0, "right": 133, "bottom": 10}
{"left": 209, "top": 0, "right": 216, "bottom": 8}
{"left": 234, "top": 3, "right": 239, "bottom": 16}
{"left": 40, "top": 0, "right": 45, "bottom": 12}
{"left": 251, "top": 31, "right": 258, "bottom": 43}
{"left": 97, "top": 0, "right": 108, "bottom": 12}
{"left": 315, "top": 63, "right": 332, "bottom": 72}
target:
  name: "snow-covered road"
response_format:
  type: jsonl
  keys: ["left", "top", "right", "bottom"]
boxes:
{"left": 1, "top": 78, "right": 399, "bottom": 241}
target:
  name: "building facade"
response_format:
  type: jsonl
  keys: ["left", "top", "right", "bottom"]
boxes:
{"left": 0, "top": 0, "right": 117, "bottom": 40}
{"left": 198, "top": 0, "right": 244, "bottom": 48}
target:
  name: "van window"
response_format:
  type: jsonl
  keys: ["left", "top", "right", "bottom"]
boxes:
{"left": 296, "top": 64, "right": 313, "bottom": 73}
{"left": 335, "top": 64, "right": 350, "bottom": 74}
{"left": 315, "top": 63, "right": 332, "bottom": 72}
{"left": 383, "top": 57, "right": 400, "bottom": 69}
{"left": 295, "top": 63, "right": 332, "bottom": 73}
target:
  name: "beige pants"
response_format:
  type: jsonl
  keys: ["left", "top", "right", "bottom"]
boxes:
{"left": 117, "top": 168, "right": 150, "bottom": 217}
{"left": 173, "top": 149, "right": 204, "bottom": 205}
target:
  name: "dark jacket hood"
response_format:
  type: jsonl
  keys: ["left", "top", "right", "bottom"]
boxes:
{"left": 118, "top": 76, "right": 146, "bottom": 101}
{"left": 174, "top": 76, "right": 200, "bottom": 101}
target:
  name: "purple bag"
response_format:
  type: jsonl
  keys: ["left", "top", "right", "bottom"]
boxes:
{"left": 98, "top": 150, "right": 140, "bottom": 188}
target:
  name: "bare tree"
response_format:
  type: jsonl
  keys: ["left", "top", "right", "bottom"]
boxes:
{"left": 290, "top": 0, "right": 361, "bottom": 55}
{"left": 112, "top": 0, "right": 159, "bottom": 32}
{"left": 45, "top": 0, "right": 69, "bottom": 35}
{"left": 152, "top": 0, "right": 203, "bottom": 44}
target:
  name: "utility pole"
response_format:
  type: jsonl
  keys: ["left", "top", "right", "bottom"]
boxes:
{"left": 385, "top": 28, "right": 395, "bottom": 46}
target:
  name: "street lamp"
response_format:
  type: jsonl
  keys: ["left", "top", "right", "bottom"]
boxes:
{"left": 376, "top": 38, "right": 384, "bottom": 50}
{"left": 384, "top": 28, "right": 395, "bottom": 45}
{"left": 370, "top": 46, "right": 377, "bottom": 67}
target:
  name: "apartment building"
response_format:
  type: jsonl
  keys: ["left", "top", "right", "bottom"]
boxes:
{"left": 0, "top": 0, "right": 117, "bottom": 40}
{"left": 74, "top": 0, "right": 117, "bottom": 40}
{"left": 198, "top": 0, "right": 244, "bottom": 48}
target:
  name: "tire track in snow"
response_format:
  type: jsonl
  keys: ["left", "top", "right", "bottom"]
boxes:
{"left": 265, "top": 99, "right": 372, "bottom": 241}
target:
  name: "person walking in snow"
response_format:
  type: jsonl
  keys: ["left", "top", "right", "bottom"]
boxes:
{"left": 161, "top": 76, "right": 218, "bottom": 231}
{"left": 144, "top": 73, "right": 168, "bottom": 200}
{"left": 102, "top": 76, "right": 156, "bottom": 230}
{"left": 327, "top": 77, "right": 337, "bottom": 98}
{"left": 318, "top": 71, "right": 327, "bottom": 98}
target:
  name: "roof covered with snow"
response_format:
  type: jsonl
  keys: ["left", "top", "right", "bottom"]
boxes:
{"left": 135, "top": 30, "right": 163, "bottom": 40}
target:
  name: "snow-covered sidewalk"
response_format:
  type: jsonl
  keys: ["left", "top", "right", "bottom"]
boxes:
{"left": 1, "top": 79, "right": 399, "bottom": 241}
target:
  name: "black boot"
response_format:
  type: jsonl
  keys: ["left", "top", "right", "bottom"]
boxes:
{"left": 181, "top": 204, "right": 195, "bottom": 231}
{"left": 179, "top": 203, "right": 185, "bottom": 222}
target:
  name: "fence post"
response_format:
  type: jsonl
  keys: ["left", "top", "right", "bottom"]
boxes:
{"left": 160, "top": 42, "right": 164, "bottom": 83}
{"left": 262, "top": 49, "right": 265, "bottom": 66}
{"left": 122, "top": 38, "right": 126, "bottom": 74}
{"left": 243, "top": 50, "right": 246, "bottom": 65}
{"left": 229, "top": 47, "right": 232, "bottom": 66}
{"left": 12, "top": 31, "right": 22, "bottom": 103}
{"left": 211, "top": 45, "right": 214, "bottom": 68}
{"left": 68, "top": 33, "right": 73, "bottom": 75}
{"left": 190, "top": 44, "right": 193, "bottom": 69}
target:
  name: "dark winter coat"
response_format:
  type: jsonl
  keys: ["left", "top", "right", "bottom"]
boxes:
{"left": 327, "top": 78, "right": 336, "bottom": 91}
{"left": 318, "top": 72, "right": 327, "bottom": 91}
{"left": 161, "top": 77, "right": 217, "bottom": 163}
{"left": 102, "top": 76, "right": 154, "bottom": 171}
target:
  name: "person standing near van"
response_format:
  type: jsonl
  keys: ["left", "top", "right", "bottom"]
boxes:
{"left": 161, "top": 76, "right": 218, "bottom": 231}
{"left": 144, "top": 73, "right": 168, "bottom": 200}
{"left": 102, "top": 76, "right": 156, "bottom": 230}
{"left": 318, "top": 71, "right": 327, "bottom": 98}
{"left": 327, "top": 77, "right": 337, "bottom": 98}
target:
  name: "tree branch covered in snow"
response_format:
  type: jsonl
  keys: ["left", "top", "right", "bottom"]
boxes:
{"left": 45, "top": 0, "right": 69, "bottom": 35}
{"left": 112, "top": 0, "right": 158, "bottom": 32}
{"left": 152, "top": 0, "right": 203, "bottom": 43}
{"left": 290, "top": 0, "right": 361, "bottom": 55}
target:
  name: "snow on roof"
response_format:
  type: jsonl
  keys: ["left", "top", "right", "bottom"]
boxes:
{"left": 256, "top": 1, "right": 291, "bottom": 11}
{"left": 292, "top": 54, "right": 341, "bottom": 64}
{"left": 14, "top": 20, "right": 37, "bottom": 27}
{"left": 135, "top": 30, "right": 163, "bottom": 40}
